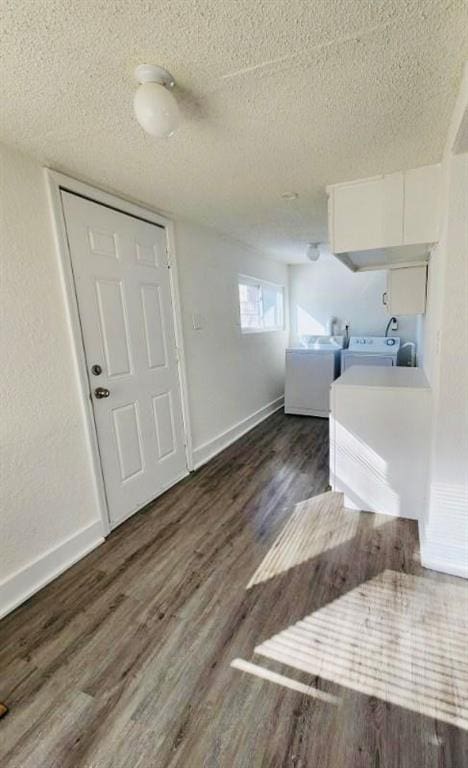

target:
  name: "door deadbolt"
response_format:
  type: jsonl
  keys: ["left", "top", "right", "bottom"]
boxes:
{"left": 91, "top": 364, "right": 102, "bottom": 376}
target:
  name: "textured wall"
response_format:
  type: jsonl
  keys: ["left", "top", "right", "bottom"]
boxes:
{"left": 421, "top": 154, "right": 468, "bottom": 575}
{"left": 175, "top": 221, "right": 288, "bottom": 451}
{"left": 421, "top": 65, "right": 468, "bottom": 577}
{"left": 0, "top": 145, "right": 289, "bottom": 602}
{"left": 0, "top": 145, "right": 103, "bottom": 582}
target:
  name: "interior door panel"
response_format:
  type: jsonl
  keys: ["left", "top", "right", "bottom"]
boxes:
{"left": 62, "top": 191, "right": 187, "bottom": 527}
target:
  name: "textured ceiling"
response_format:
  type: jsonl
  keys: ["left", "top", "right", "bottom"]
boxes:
{"left": 1, "top": 0, "right": 468, "bottom": 262}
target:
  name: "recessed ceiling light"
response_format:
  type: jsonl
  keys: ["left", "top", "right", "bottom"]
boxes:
{"left": 281, "top": 192, "right": 298, "bottom": 200}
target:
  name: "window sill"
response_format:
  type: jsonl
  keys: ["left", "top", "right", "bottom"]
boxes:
{"left": 240, "top": 327, "right": 285, "bottom": 335}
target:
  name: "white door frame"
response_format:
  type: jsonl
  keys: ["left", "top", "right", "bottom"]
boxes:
{"left": 45, "top": 169, "right": 193, "bottom": 535}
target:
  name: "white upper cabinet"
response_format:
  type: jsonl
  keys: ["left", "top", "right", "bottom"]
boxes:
{"left": 385, "top": 265, "right": 427, "bottom": 316}
{"left": 403, "top": 164, "right": 441, "bottom": 245}
{"left": 330, "top": 172, "right": 404, "bottom": 253}
{"left": 327, "top": 163, "right": 441, "bottom": 256}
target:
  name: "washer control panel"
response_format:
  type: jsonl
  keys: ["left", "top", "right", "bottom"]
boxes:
{"left": 348, "top": 336, "right": 401, "bottom": 353}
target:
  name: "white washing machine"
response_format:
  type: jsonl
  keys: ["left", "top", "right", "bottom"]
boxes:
{"left": 341, "top": 336, "right": 400, "bottom": 372}
{"left": 285, "top": 336, "right": 344, "bottom": 417}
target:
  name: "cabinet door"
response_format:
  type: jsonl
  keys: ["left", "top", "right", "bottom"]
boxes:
{"left": 331, "top": 172, "right": 404, "bottom": 253}
{"left": 403, "top": 164, "right": 441, "bottom": 244}
{"left": 387, "top": 266, "right": 427, "bottom": 315}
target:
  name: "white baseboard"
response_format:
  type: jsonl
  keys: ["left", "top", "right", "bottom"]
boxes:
{"left": 284, "top": 406, "right": 328, "bottom": 418}
{"left": 192, "top": 396, "right": 284, "bottom": 470}
{"left": 0, "top": 521, "right": 105, "bottom": 620}
{"left": 420, "top": 537, "right": 468, "bottom": 579}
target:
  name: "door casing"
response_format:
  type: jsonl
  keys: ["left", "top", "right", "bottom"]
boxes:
{"left": 46, "top": 169, "right": 193, "bottom": 535}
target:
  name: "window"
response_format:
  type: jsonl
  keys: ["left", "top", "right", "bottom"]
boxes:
{"left": 238, "top": 276, "right": 284, "bottom": 333}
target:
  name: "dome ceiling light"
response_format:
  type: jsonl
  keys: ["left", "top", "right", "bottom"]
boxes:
{"left": 306, "top": 242, "right": 321, "bottom": 261}
{"left": 133, "top": 64, "right": 179, "bottom": 138}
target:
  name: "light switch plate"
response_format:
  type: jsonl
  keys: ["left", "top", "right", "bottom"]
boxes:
{"left": 192, "top": 312, "right": 204, "bottom": 330}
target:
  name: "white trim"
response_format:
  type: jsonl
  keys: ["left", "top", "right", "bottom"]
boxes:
{"left": 44, "top": 169, "right": 194, "bottom": 529}
{"left": 238, "top": 273, "right": 284, "bottom": 290}
{"left": 0, "top": 522, "right": 104, "bottom": 620}
{"left": 45, "top": 171, "right": 111, "bottom": 535}
{"left": 333, "top": 250, "right": 432, "bottom": 274}
{"left": 420, "top": 539, "right": 468, "bottom": 580}
{"left": 193, "top": 396, "right": 284, "bottom": 469}
{"left": 240, "top": 327, "right": 285, "bottom": 335}
{"left": 284, "top": 407, "right": 329, "bottom": 418}
{"left": 166, "top": 222, "right": 194, "bottom": 469}
{"left": 356, "top": 259, "right": 430, "bottom": 272}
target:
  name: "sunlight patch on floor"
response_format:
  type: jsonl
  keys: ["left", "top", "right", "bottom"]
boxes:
{"left": 247, "top": 492, "right": 386, "bottom": 588}
{"left": 230, "top": 658, "right": 340, "bottom": 705}
{"left": 254, "top": 570, "right": 468, "bottom": 729}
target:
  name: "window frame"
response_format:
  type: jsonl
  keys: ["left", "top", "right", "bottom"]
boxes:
{"left": 238, "top": 274, "right": 285, "bottom": 334}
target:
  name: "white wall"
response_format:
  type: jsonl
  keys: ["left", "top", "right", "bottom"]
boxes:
{"left": 420, "top": 65, "right": 468, "bottom": 578}
{"left": 288, "top": 255, "right": 419, "bottom": 362}
{"left": 0, "top": 145, "right": 105, "bottom": 616}
{"left": 175, "top": 221, "right": 288, "bottom": 465}
{"left": 0, "top": 144, "right": 288, "bottom": 616}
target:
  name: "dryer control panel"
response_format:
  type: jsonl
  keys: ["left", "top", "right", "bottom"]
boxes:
{"left": 348, "top": 336, "right": 401, "bottom": 353}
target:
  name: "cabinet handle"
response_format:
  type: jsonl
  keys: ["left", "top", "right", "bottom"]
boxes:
{"left": 382, "top": 291, "right": 388, "bottom": 306}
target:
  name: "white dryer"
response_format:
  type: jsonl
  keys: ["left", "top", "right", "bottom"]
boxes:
{"left": 341, "top": 336, "right": 400, "bottom": 372}
{"left": 285, "top": 336, "right": 344, "bottom": 417}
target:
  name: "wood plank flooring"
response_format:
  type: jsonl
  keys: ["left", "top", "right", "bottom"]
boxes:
{"left": 1, "top": 411, "right": 467, "bottom": 768}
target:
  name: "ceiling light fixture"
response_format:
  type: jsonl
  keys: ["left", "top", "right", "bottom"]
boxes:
{"left": 306, "top": 242, "right": 321, "bottom": 261}
{"left": 133, "top": 64, "right": 179, "bottom": 138}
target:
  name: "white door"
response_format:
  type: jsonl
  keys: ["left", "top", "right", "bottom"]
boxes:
{"left": 62, "top": 191, "right": 188, "bottom": 528}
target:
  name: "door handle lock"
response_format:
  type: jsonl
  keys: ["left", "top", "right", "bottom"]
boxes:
{"left": 94, "top": 387, "right": 110, "bottom": 399}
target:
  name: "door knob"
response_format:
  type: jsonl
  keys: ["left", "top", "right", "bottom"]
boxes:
{"left": 94, "top": 387, "right": 110, "bottom": 399}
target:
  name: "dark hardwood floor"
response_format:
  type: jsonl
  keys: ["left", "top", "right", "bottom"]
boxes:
{"left": 0, "top": 412, "right": 467, "bottom": 767}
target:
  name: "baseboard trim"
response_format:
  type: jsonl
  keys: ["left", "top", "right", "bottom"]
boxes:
{"left": 192, "top": 396, "right": 284, "bottom": 470}
{"left": 284, "top": 407, "right": 328, "bottom": 418}
{"left": 0, "top": 521, "right": 105, "bottom": 620}
{"left": 420, "top": 538, "right": 468, "bottom": 579}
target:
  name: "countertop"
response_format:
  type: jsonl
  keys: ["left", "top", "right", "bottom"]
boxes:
{"left": 332, "top": 365, "right": 431, "bottom": 390}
